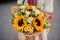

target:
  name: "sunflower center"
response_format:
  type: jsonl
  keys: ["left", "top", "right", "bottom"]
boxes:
{"left": 18, "top": 19, "right": 24, "bottom": 26}
{"left": 35, "top": 19, "right": 41, "bottom": 26}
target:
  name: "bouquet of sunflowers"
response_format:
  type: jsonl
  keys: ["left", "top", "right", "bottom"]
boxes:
{"left": 11, "top": 2, "right": 50, "bottom": 34}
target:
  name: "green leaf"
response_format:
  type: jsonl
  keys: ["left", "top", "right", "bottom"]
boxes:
{"left": 11, "top": 17, "right": 14, "bottom": 24}
{"left": 22, "top": 0, "right": 25, "bottom": 5}
{"left": 29, "top": 13, "right": 35, "bottom": 17}
{"left": 43, "top": 25, "right": 49, "bottom": 29}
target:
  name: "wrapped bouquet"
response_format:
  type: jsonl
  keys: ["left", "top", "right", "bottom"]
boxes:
{"left": 11, "top": 0, "right": 52, "bottom": 40}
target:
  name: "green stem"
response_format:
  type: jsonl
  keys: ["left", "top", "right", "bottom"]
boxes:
{"left": 22, "top": 0, "right": 25, "bottom": 5}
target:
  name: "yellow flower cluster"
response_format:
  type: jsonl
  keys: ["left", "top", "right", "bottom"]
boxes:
{"left": 24, "top": 25, "right": 33, "bottom": 33}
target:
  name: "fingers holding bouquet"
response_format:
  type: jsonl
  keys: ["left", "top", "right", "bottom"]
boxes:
{"left": 25, "top": 33, "right": 36, "bottom": 40}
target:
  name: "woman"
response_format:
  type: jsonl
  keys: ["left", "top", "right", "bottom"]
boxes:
{"left": 11, "top": 0, "right": 53, "bottom": 40}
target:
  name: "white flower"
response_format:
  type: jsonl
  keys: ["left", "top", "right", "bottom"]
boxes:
{"left": 27, "top": 17, "right": 33, "bottom": 24}
{"left": 19, "top": 5, "right": 25, "bottom": 9}
{"left": 35, "top": 9, "right": 40, "bottom": 16}
{"left": 17, "top": 1, "right": 22, "bottom": 5}
{"left": 21, "top": 10, "right": 25, "bottom": 12}
{"left": 32, "top": 6, "right": 37, "bottom": 11}
{"left": 25, "top": 11, "right": 30, "bottom": 17}
{"left": 14, "top": 12, "right": 18, "bottom": 17}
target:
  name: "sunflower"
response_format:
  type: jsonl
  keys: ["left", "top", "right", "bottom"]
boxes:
{"left": 13, "top": 15, "right": 27, "bottom": 32}
{"left": 32, "top": 17, "right": 44, "bottom": 32}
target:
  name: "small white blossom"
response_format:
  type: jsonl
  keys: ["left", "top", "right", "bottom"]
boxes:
{"left": 21, "top": 10, "right": 25, "bottom": 12}
{"left": 32, "top": 6, "right": 37, "bottom": 11}
{"left": 27, "top": 17, "right": 33, "bottom": 24}
{"left": 35, "top": 9, "right": 40, "bottom": 16}
{"left": 15, "top": 13, "right": 18, "bottom": 17}
{"left": 19, "top": 5, "right": 25, "bottom": 9}
{"left": 25, "top": 11, "right": 30, "bottom": 17}
{"left": 17, "top": 0, "right": 22, "bottom": 5}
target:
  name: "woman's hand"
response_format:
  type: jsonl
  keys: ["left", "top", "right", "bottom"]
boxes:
{"left": 25, "top": 33, "right": 36, "bottom": 40}
{"left": 45, "top": 12, "right": 53, "bottom": 22}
